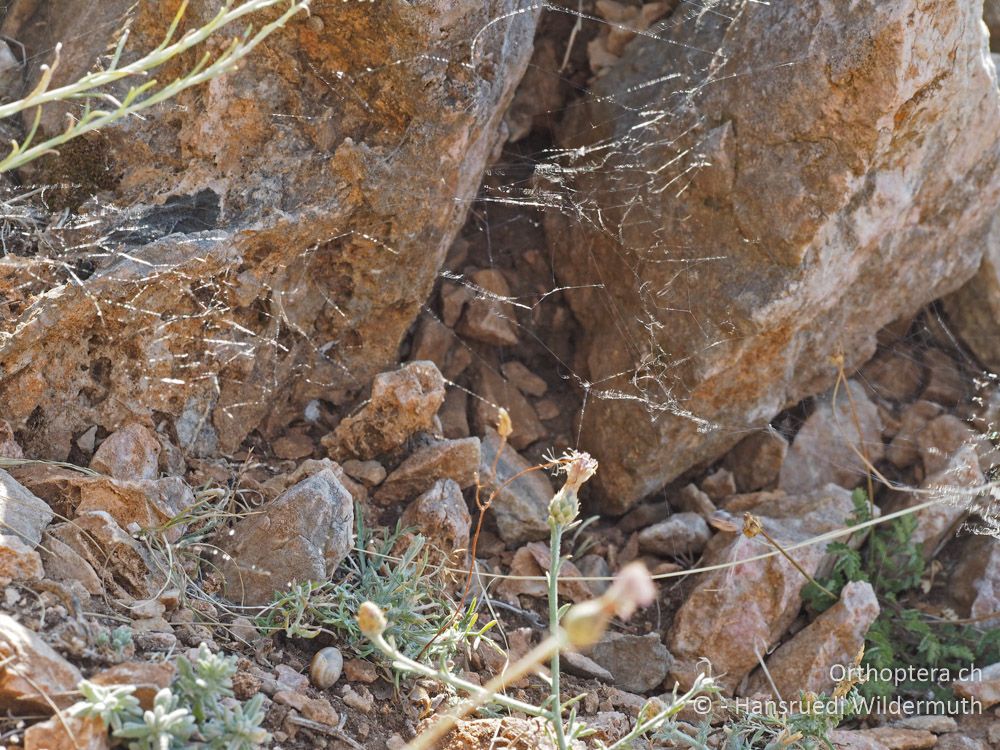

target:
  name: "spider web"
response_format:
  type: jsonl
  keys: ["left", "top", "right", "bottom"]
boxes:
{"left": 0, "top": 0, "right": 996, "bottom": 551}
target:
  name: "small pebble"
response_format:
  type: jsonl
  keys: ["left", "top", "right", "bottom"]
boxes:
{"left": 533, "top": 398, "right": 560, "bottom": 421}
{"left": 276, "top": 663, "right": 310, "bottom": 692}
{"left": 229, "top": 616, "right": 259, "bottom": 643}
{"left": 341, "top": 459, "right": 387, "bottom": 487}
{"left": 341, "top": 684, "right": 374, "bottom": 713}
{"left": 344, "top": 657, "right": 378, "bottom": 683}
{"left": 501, "top": 361, "right": 548, "bottom": 396}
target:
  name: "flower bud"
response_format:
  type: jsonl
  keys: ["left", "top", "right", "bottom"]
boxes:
{"left": 357, "top": 601, "right": 387, "bottom": 638}
{"left": 603, "top": 562, "right": 656, "bottom": 620}
{"left": 561, "top": 599, "right": 611, "bottom": 649}
{"left": 547, "top": 488, "right": 579, "bottom": 528}
{"left": 562, "top": 562, "right": 656, "bottom": 648}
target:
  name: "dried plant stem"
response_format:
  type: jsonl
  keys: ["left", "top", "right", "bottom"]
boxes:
{"left": 831, "top": 353, "right": 876, "bottom": 518}
{"left": 366, "top": 628, "right": 563, "bottom": 750}
{"left": 743, "top": 514, "right": 838, "bottom": 601}
{"left": 0, "top": 0, "right": 310, "bottom": 172}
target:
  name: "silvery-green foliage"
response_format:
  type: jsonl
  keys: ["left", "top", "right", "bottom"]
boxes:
{"left": 175, "top": 643, "right": 237, "bottom": 724}
{"left": 70, "top": 680, "right": 141, "bottom": 732}
{"left": 201, "top": 694, "right": 271, "bottom": 750}
{"left": 114, "top": 688, "right": 197, "bottom": 750}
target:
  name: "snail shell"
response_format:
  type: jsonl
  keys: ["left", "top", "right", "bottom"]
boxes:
{"left": 310, "top": 646, "right": 343, "bottom": 689}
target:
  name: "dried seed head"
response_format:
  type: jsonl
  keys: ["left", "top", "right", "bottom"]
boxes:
{"left": 742, "top": 513, "right": 763, "bottom": 538}
{"left": 562, "top": 451, "right": 598, "bottom": 493}
{"left": 496, "top": 408, "right": 512, "bottom": 438}
{"left": 546, "top": 450, "right": 598, "bottom": 527}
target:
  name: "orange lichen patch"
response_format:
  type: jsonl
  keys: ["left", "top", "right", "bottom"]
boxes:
{"left": 693, "top": 322, "right": 796, "bottom": 410}
{"left": 294, "top": 7, "right": 434, "bottom": 140}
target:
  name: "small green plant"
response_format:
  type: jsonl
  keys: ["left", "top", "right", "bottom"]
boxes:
{"left": 802, "top": 490, "right": 1000, "bottom": 700}
{"left": 716, "top": 688, "right": 861, "bottom": 750}
{"left": 114, "top": 689, "right": 197, "bottom": 750}
{"left": 73, "top": 681, "right": 141, "bottom": 732}
{"left": 199, "top": 694, "right": 269, "bottom": 750}
{"left": 70, "top": 643, "right": 270, "bottom": 749}
{"left": 94, "top": 625, "right": 134, "bottom": 658}
{"left": 174, "top": 644, "right": 237, "bottom": 724}
{"left": 357, "top": 449, "right": 717, "bottom": 750}
{"left": 255, "top": 509, "right": 495, "bottom": 678}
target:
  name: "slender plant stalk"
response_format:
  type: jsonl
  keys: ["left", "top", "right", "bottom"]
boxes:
{"left": 356, "top": 453, "right": 716, "bottom": 750}
{"left": 743, "top": 513, "right": 839, "bottom": 601}
{"left": 364, "top": 628, "right": 564, "bottom": 750}
{"left": 0, "top": 0, "right": 310, "bottom": 172}
{"left": 548, "top": 522, "right": 569, "bottom": 750}
{"left": 604, "top": 676, "right": 714, "bottom": 750}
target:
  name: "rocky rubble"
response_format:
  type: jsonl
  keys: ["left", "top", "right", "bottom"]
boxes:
{"left": 323, "top": 361, "right": 447, "bottom": 462}
{"left": 0, "top": 274, "right": 996, "bottom": 750}
{"left": 0, "top": 614, "right": 82, "bottom": 713}
{"left": 587, "top": 632, "right": 671, "bottom": 694}
{"left": 0, "top": 1, "right": 998, "bottom": 748}
{"left": 668, "top": 485, "right": 857, "bottom": 693}
{"left": 398, "top": 479, "right": 472, "bottom": 577}
{"left": 375, "top": 437, "right": 480, "bottom": 505}
{"left": 479, "top": 427, "right": 554, "bottom": 544}
{"left": 0, "top": 470, "right": 51, "bottom": 585}
{"left": 745, "top": 581, "right": 880, "bottom": 699}
{"left": 779, "top": 381, "right": 884, "bottom": 495}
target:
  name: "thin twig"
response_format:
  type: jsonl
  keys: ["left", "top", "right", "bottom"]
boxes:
{"left": 286, "top": 715, "right": 365, "bottom": 750}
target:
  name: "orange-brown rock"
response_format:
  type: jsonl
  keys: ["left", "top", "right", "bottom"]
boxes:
{"left": 0, "top": 1, "right": 539, "bottom": 460}
{"left": 218, "top": 468, "right": 354, "bottom": 605}
{"left": 746, "top": 581, "right": 879, "bottom": 698}
{"left": 0, "top": 614, "right": 82, "bottom": 714}
{"left": 91, "top": 660, "right": 175, "bottom": 709}
{"left": 669, "top": 485, "right": 855, "bottom": 693}
{"left": 89, "top": 423, "right": 161, "bottom": 481}
{"left": 323, "top": 362, "right": 446, "bottom": 462}
{"left": 24, "top": 715, "right": 110, "bottom": 750}
{"left": 547, "top": 0, "right": 1000, "bottom": 510}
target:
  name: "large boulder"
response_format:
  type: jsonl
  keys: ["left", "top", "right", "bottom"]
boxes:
{"left": 745, "top": 580, "right": 880, "bottom": 699}
{"left": 218, "top": 468, "right": 354, "bottom": 605}
{"left": 0, "top": 0, "right": 538, "bottom": 458}
{"left": 545, "top": 0, "right": 1000, "bottom": 511}
{"left": 668, "top": 485, "right": 857, "bottom": 693}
